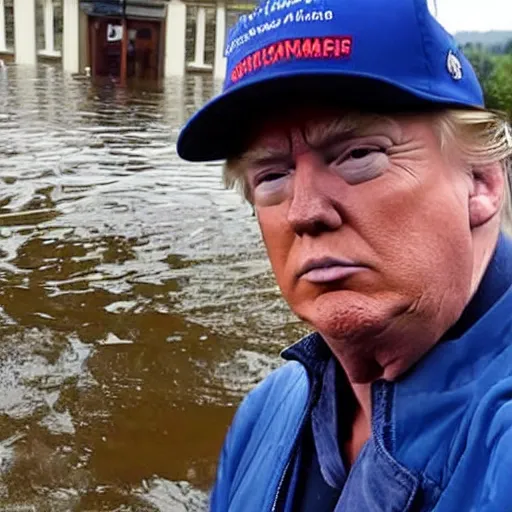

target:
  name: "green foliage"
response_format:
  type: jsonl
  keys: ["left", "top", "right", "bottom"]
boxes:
{"left": 465, "top": 47, "right": 496, "bottom": 82}
{"left": 486, "top": 55, "right": 512, "bottom": 114}
{"left": 462, "top": 39, "right": 512, "bottom": 117}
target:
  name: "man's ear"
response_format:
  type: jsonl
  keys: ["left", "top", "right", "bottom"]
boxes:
{"left": 469, "top": 163, "right": 505, "bottom": 228}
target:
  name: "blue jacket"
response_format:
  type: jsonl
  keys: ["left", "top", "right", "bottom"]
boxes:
{"left": 211, "top": 235, "right": 512, "bottom": 511}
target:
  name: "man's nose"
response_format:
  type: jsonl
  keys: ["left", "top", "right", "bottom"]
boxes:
{"left": 286, "top": 154, "right": 343, "bottom": 237}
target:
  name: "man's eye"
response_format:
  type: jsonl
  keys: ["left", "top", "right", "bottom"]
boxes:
{"left": 255, "top": 171, "right": 288, "bottom": 185}
{"left": 347, "top": 147, "right": 389, "bottom": 160}
{"left": 326, "top": 146, "right": 382, "bottom": 165}
{"left": 348, "top": 148, "right": 374, "bottom": 159}
{"left": 262, "top": 172, "right": 286, "bottom": 182}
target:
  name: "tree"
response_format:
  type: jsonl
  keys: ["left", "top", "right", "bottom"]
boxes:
{"left": 504, "top": 39, "right": 512, "bottom": 55}
{"left": 486, "top": 55, "right": 512, "bottom": 115}
{"left": 459, "top": 36, "right": 512, "bottom": 116}
{"left": 464, "top": 47, "right": 496, "bottom": 84}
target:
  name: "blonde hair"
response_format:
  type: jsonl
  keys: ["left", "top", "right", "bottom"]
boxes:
{"left": 435, "top": 109, "right": 512, "bottom": 234}
{"left": 223, "top": 109, "right": 512, "bottom": 231}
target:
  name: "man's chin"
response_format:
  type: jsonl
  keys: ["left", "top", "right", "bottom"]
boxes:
{"left": 299, "top": 291, "right": 410, "bottom": 346}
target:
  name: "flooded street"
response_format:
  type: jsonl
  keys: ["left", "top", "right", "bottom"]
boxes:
{"left": 0, "top": 64, "right": 307, "bottom": 511}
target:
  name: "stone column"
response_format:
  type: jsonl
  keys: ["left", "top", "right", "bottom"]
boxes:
{"left": 0, "top": 0, "right": 6, "bottom": 52}
{"left": 192, "top": 6, "right": 206, "bottom": 66}
{"left": 192, "top": 74, "right": 204, "bottom": 110}
{"left": 164, "top": 0, "right": 186, "bottom": 77}
{"left": 44, "top": 0, "right": 54, "bottom": 53}
{"left": 213, "top": 2, "right": 227, "bottom": 80}
{"left": 62, "top": 0, "right": 80, "bottom": 73}
{"left": 14, "top": 0, "right": 37, "bottom": 64}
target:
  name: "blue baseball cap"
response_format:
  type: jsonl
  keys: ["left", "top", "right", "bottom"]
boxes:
{"left": 177, "top": 0, "right": 484, "bottom": 162}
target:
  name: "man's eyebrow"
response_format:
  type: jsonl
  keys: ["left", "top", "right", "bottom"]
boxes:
{"left": 239, "top": 125, "right": 355, "bottom": 166}
{"left": 307, "top": 130, "right": 356, "bottom": 152}
{"left": 239, "top": 147, "right": 292, "bottom": 168}
{"left": 305, "top": 117, "right": 400, "bottom": 150}
{"left": 236, "top": 117, "right": 401, "bottom": 168}
{"left": 304, "top": 119, "right": 360, "bottom": 150}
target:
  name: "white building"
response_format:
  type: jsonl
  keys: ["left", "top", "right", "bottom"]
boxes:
{"left": 0, "top": 0, "right": 254, "bottom": 80}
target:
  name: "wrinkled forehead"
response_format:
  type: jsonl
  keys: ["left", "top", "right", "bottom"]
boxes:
{"left": 241, "top": 109, "right": 407, "bottom": 157}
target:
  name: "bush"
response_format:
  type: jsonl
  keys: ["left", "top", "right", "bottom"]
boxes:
{"left": 463, "top": 41, "right": 512, "bottom": 117}
{"left": 486, "top": 55, "right": 512, "bottom": 115}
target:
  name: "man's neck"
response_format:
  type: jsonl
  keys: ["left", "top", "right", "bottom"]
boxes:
{"left": 340, "top": 372, "right": 372, "bottom": 466}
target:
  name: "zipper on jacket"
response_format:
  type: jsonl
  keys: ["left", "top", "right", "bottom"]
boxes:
{"left": 271, "top": 457, "right": 292, "bottom": 512}
{"left": 270, "top": 380, "right": 321, "bottom": 512}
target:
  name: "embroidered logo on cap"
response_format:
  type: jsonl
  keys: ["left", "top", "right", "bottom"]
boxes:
{"left": 229, "top": 36, "right": 353, "bottom": 86}
{"left": 447, "top": 50, "right": 463, "bottom": 81}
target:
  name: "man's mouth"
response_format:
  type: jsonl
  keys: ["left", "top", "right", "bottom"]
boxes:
{"left": 298, "top": 257, "right": 366, "bottom": 284}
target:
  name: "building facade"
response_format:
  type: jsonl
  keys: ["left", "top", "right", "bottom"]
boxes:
{"left": 0, "top": 0, "right": 255, "bottom": 80}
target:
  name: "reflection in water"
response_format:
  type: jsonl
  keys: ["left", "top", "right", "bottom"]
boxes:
{"left": 0, "top": 64, "right": 307, "bottom": 510}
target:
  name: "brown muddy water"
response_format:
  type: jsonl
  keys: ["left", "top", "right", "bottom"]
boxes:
{"left": 0, "top": 64, "right": 308, "bottom": 511}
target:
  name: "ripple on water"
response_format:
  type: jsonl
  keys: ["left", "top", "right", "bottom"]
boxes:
{"left": 0, "top": 64, "right": 308, "bottom": 509}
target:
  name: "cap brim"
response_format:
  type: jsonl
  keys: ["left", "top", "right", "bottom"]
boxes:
{"left": 177, "top": 69, "right": 476, "bottom": 162}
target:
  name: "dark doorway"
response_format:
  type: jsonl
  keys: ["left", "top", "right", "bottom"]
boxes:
{"left": 88, "top": 16, "right": 162, "bottom": 81}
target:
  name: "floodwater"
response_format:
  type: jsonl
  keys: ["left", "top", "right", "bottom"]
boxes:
{"left": 0, "top": 65, "right": 307, "bottom": 511}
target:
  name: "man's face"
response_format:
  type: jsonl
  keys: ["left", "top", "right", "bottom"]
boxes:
{"left": 241, "top": 111, "right": 476, "bottom": 380}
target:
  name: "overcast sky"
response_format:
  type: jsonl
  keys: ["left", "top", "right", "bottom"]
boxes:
{"left": 431, "top": 0, "right": 512, "bottom": 33}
